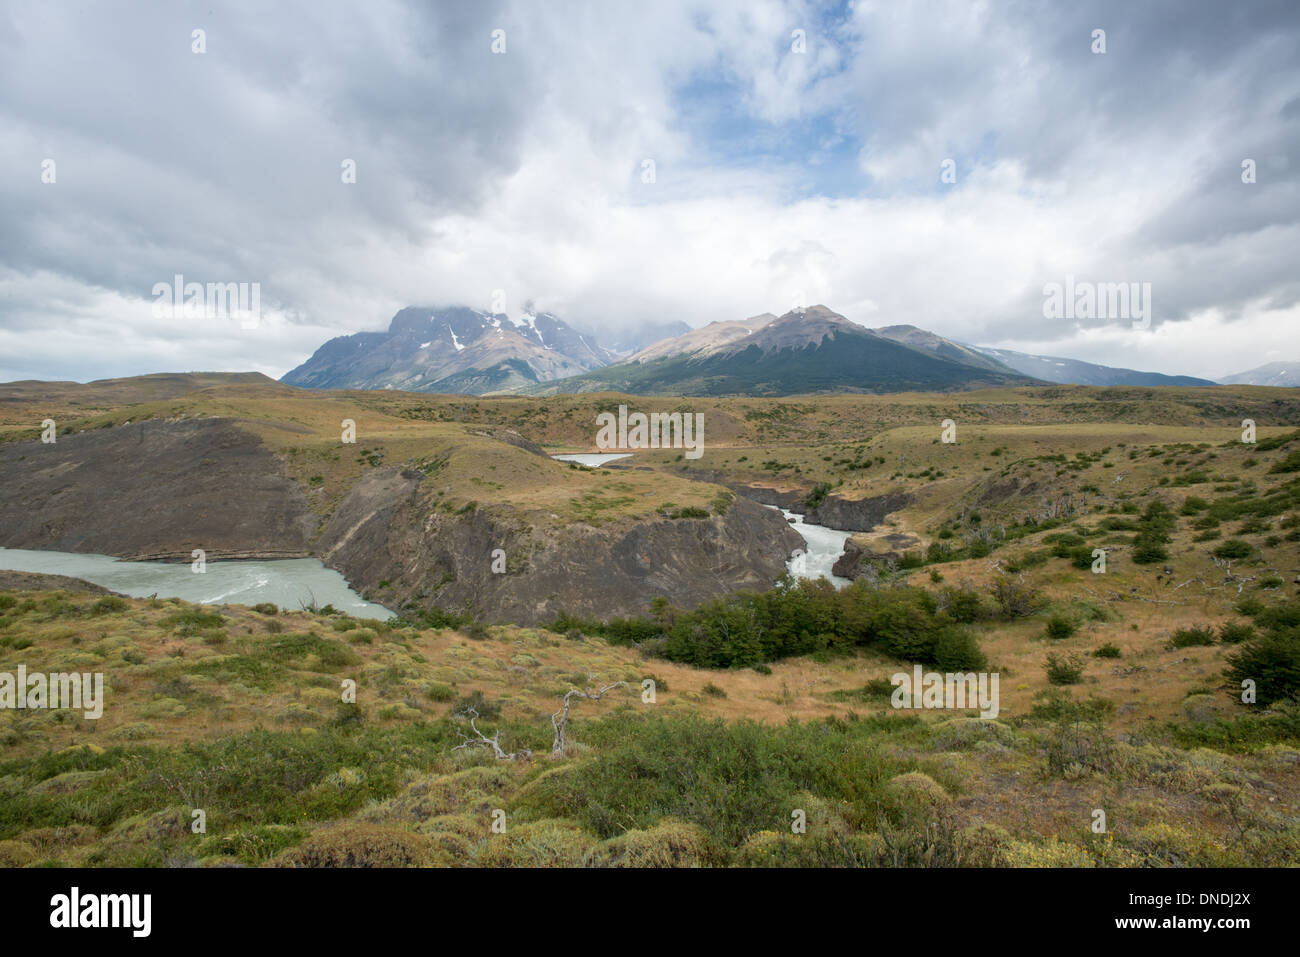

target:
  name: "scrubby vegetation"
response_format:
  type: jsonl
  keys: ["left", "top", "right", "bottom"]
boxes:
{"left": 554, "top": 576, "right": 990, "bottom": 671}
{"left": 0, "top": 580, "right": 1295, "bottom": 868}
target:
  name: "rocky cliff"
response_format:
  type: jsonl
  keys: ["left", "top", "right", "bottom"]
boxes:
{"left": 0, "top": 417, "right": 802, "bottom": 624}
{"left": 317, "top": 468, "right": 803, "bottom": 625}
{"left": 0, "top": 419, "right": 317, "bottom": 560}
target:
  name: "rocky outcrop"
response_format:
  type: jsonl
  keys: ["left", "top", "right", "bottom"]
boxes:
{"left": 0, "top": 571, "right": 119, "bottom": 594}
{"left": 806, "top": 491, "right": 913, "bottom": 532}
{"left": 831, "top": 530, "right": 924, "bottom": 580}
{"left": 317, "top": 469, "right": 804, "bottom": 625}
{"left": 0, "top": 419, "right": 317, "bottom": 560}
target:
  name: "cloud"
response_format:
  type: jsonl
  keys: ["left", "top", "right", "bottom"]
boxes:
{"left": 0, "top": 0, "right": 1297, "bottom": 382}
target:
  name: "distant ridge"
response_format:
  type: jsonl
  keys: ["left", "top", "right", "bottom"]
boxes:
{"left": 969, "top": 346, "right": 1215, "bottom": 387}
{"left": 1217, "top": 361, "right": 1300, "bottom": 387}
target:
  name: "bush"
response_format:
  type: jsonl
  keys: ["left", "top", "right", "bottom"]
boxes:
{"left": 1044, "top": 614, "right": 1077, "bottom": 640}
{"left": 90, "top": 596, "right": 128, "bottom": 615}
{"left": 940, "top": 586, "right": 986, "bottom": 623}
{"left": 274, "top": 822, "right": 433, "bottom": 867}
{"left": 1218, "top": 621, "right": 1256, "bottom": 645}
{"left": 423, "top": 682, "right": 456, "bottom": 702}
{"left": 1132, "top": 540, "right": 1169, "bottom": 564}
{"left": 584, "top": 819, "right": 715, "bottom": 868}
{"left": 252, "top": 603, "right": 279, "bottom": 615}
{"left": 670, "top": 506, "right": 710, "bottom": 519}
{"left": 473, "top": 820, "right": 595, "bottom": 868}
{"left": 1224, "top": 634, "right": 1300, "bottom": 706}
{"left": 515, "top": 713, "right": 902, "bottom": 848}
{"left": 1045, "top": 654, "right": 1085, "bottom": 685}
{"left": 930, "top": 627, "right": 988, "bottom": 671}
{"left": 803, "top": 482, "right": 832, "bottom": 510}
{"left": 1093, "top": 643, "right": 1122, "bottom": 659}
{"left": 1170, "top": 626, "right": 1216, "bottom": 649}
{"left": 1213, "top": 539, "right": 1253, "bottom": 561}
{"left": 161, "top": 609, "right": 226, "bottom": 634}
{"left": 990, "top": 578, "right": 1039, "bottom": 619}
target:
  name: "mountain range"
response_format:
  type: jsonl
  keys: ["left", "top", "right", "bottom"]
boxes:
{"left": 281, "top": 304, "right": 1298, "bottom": 396}
{"left": 523, "top": 307, "right": 1036, "bottom": 395}
{"left": 281, "top": 306, "right": 614, "bottom": 394}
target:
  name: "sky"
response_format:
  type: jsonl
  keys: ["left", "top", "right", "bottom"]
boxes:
{"left": 1, "top": 0, "right": 1298, "bottom": 383}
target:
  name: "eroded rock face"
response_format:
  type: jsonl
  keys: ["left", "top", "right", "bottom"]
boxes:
{"left": 317, "top": 469, "right": 805, "bottom": 625}
{"left": 806, "top": 491, "right": 913, "bottom": 532}
{"left": 1, "top": 419, "right": 806, "bottom": 624}
{"left": 0, "top": 419, "right": 317, "bottom": 560}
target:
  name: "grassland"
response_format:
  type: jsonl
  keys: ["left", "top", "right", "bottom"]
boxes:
{"left": 1, "top": 376, "right": 1298, "bottom": 866}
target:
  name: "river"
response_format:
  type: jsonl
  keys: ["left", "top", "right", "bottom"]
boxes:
{"left": 0, "top": 547, "right": 394, "bottom": 619}
{"left": 550, "top": 453, "right": 633, "bottom": 466}
{"left": 765, "top": 506, "right": 855, "bottom": 588}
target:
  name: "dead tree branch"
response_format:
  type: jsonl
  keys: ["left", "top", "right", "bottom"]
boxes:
{"left": 452, "top": 708, "right": 531, "bottom": 761}
{"left": 552, "top": 682, "right": 627, "bottom": 754}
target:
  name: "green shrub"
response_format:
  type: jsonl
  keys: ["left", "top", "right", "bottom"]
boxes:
{"left": 474, "top": 820, "right": 597, "bottom": 867}
{"left": 274, "top": 822, "right": 433, "bottom": 867}
{"left": 1045, "top": 654, "right": 1085, "bottom": 685}
{"left": 584, "top": 819, "right": 716, "bottom": 868}
{"left": 90, "top": 596, "right": 128, "bottom": 615}
{"left": 161, "top": 609, "right": 226, "bottom": 634}
{"left": 670, "top": 506, "right": 710, "bottom": 519}
{"left": 1044, "top": 614, "right": 1077, "bottom": 640}
{"left": 423, "top": 682, "right": 456, "bottom": 702}
{"left": 515, "top": 713, "right": 906, "bottom": 847}
{"left": 1218, "top": 621, "right": 1256, "bottom": 645}
{"left": 1093, "top": 643, "right": 1122, "bottom": 659}
{"left": 1213, "top": 539, "right": 1253, "bottom": 561}
{"left": 1224, "top": 634, "right": 1300, "bottom": 706}
{"left": 259, "top": 633, "right": 361, "bottom": 671}
{"left": 1132, "top": 540, "right": 1169, "bottom": 564}
{"left": 990, "top": 578, "right": 1040, "bottom": 618}
{"left": 1169, "top": 626, "right": 1216, "bottom": 649}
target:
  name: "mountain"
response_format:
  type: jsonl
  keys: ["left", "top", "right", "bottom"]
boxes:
{"left": 579, "top": 318, "right": 693, "bottom": 356}
{"left": 871, "top": 325, "right": 1021, "bottom": 375}
{"left": 1217, "top": 362, "right": 1300, "bottom": 387}
{"left": 525, "top": 306, "right": 1038, "bottom": 397}
{"left": 970, "top": 346, "right": 1215, "bottom": 387}
{"left": 281, "top": 306, "right": 615, "bottom": 394}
